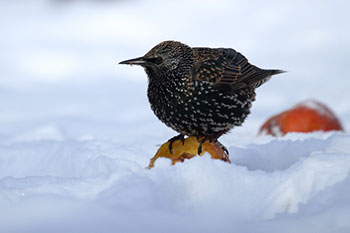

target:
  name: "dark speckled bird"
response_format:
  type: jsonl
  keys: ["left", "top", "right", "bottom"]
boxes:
{"left": 120, "top": 41, "right": 284, "bottom": 153}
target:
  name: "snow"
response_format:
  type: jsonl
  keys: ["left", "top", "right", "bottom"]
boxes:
{"left": 1, "top": 0, "right": 350, "bottom": 233}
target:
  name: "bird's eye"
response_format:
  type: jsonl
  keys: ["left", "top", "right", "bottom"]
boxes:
{"left": 147, "top": 57, "right": 163, "bottom": 65}
{"left": 154, "top": 57, "right": 163, "bottom": 65}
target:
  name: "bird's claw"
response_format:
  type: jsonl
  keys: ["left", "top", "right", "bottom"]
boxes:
{"left": 197, "top": 137, "right": 229, "bottom": 162}
{"left": 196, "top": 136, "right": 215, "bottom": 155}
{"left": 216, "top": 141, "right": 229, "bottom": 155}
{"left": 168, "top": 134, "right": 185, "bottom": 154}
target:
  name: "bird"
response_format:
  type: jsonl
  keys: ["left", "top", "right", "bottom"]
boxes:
{"left": 120, "top": 41, "right": 284, "bottom": 154}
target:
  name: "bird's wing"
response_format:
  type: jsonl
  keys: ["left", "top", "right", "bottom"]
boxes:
{"left": 192, "top": 48, "right": 282, "bottom": 90}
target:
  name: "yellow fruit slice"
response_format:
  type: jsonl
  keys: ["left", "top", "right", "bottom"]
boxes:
{"left": 147, "top": 136, "right": 230, "bottom": 169}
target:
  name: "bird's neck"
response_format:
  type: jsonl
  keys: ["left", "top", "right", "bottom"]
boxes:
{"left": 146, "top": 67, "right": 189, "bottom": 90}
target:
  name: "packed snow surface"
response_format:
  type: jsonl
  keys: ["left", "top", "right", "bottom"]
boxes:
{"left": 1, "top": 0, "right": 350, "bottom": 233}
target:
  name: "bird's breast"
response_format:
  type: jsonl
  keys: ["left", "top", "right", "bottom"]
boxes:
{"left": 147, "top": 80, "right": 253, "bottom": 136}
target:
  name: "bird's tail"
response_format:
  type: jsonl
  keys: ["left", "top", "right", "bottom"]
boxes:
{"left": 269, "top": 69, "right": 286, "bottom": 76}
{"left": 248, "top": 69, "right": 285, "bottom": 89}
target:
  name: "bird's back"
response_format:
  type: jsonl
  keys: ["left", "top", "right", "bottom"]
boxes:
{"left": 191, "top": 47, "right": 284, "bottom": 91}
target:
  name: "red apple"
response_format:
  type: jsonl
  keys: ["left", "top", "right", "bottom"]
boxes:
{"left": 259, "top": 100, "right": 344, "bottom": 136}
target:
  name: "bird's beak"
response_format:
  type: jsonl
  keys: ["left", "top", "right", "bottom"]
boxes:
{"left": 119, "top": 56, "right": 149, "bottom": 66}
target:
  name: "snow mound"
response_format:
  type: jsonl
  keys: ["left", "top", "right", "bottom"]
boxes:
{"left": 1, "top": 133, "right": 350, "bottom": 233}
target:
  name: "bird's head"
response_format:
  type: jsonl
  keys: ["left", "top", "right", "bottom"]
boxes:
{"left": 120, "top": 41, "right": 193, "bottom": 76}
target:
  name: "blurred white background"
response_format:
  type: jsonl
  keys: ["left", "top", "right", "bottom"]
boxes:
{"left": 0, "top": 0, "right": 349, "bottom": 139}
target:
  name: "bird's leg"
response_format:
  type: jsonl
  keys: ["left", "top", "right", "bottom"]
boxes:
{"left": 212, "top": 131, "right": 230, "bottom": 155}
{"left": 168, "top": 134, "right": 185, "bottom": 154}
{"left": 216, "top": 140, "right": 229, "bottom": 156}
{"left": 197, "top": 136, "right": 210, "bottom": 155}
{"left": 196, "top": 132, "right": 230, "bottom": 161}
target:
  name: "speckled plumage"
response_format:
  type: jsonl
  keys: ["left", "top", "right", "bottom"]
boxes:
{"left": 120, "top": 41, "right": 283, "bottom": 141}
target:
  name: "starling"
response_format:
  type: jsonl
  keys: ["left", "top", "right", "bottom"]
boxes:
{"left": 120, "top": 41, "right": 284, "bottom": 153}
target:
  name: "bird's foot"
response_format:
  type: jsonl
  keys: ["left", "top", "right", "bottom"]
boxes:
{"left": 216, "top": 141, "right": 230, "bottom": 156}
{"left": 196, "top": 136, "right": 230, "bottom": 161}
{"left": 147, "top": 136, "right": 230, "bottom": 169}
{"left": 215, "top": 141, "right": 230, "bottom": 162}
{"left": 167, "top": 134, "right": 185, "bottom": 154}
{"left": 196, "top": 136, "right": 214, "bottom": 155}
